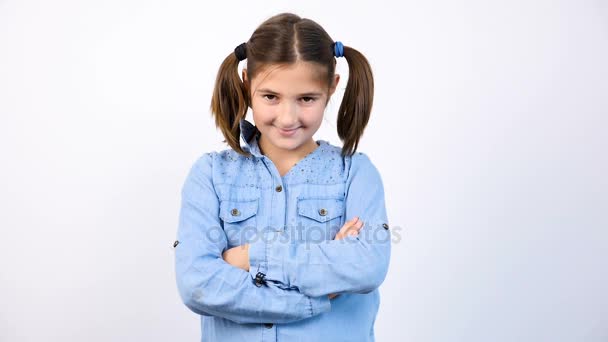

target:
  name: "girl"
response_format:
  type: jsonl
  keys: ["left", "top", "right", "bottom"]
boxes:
{"left": 174, "top": 12, "right": 391, "bottom": 342}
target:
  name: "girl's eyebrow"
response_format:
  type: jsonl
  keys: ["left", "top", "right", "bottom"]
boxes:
{"left": 258, "top": 88, "right": 323, "bottom": 97}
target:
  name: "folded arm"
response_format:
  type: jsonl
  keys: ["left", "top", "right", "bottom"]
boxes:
{"left": 247, "top": 153, "right": 392, "bottom": 297}
{"left": 174, "top": 153, "right": 331, "bottom": 324}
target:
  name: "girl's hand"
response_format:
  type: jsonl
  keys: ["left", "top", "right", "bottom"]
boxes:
{"left": 222, "top": 244, "right": 250, "bottom": 272}
{"left": 334, "top": 216, "right": 364, "bottom": 240}
{"left": 328, "top": 216, "right": 364, "bottom": 299}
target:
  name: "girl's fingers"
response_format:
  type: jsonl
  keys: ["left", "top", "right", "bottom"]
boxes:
{"left": 335, "top": 218, "right": 356, "bottom": 239}
{"left": 335, "top": 217, "right": 364, "bottom": 240}
{"left": 345, "top": 216, "right": 359, "bottom": 227}
{"left": 347, "top": 219, "right": 364, "bottom": 232}
{"left": 345, "top": 220, "right": 364, "bottom": 236}
{"left": 339, "top": 217, "right": 358, "bottom": 233}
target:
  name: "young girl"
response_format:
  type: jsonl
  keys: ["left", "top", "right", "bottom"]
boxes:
{"left": 174, "top": 12, "right": 391, "bottom": 342}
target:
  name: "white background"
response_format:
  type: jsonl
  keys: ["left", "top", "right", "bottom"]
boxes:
{"left": 1, "top": 0, "right": 607, "bottom": 341}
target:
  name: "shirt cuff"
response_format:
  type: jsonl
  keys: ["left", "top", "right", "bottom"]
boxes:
{"left": 264, "top": 237, "right": 291, "bottom": 287}
{"left": 249, "top": 231, "right": 290, "bottom": 288}
{"left": 248, "top": 237, "right": 267, "bottom": 282}
{"left": 309, "top": 294, "right": 331, "bottom": 316}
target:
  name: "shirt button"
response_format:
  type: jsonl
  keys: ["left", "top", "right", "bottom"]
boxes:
{"left": 383, "top": 223, "right": 389, "bottom": 230}
{"left": 254, "top": 272, "right": 267, "bottom": 287}
{"left": 318, "top": 208, "right": 327, "bottom": 216}
{"left": 231, "top": 208, "right": 240, "bottom": 216}
{"left": 264, "top": 323, "right": 273, "bottom": 328}
{"left": 275, "top": 185, "right": 283, "bottom": 192}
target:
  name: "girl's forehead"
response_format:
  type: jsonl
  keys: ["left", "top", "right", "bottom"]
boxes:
{"left": 251, "top": 61, "right": 327, "bottom": 93}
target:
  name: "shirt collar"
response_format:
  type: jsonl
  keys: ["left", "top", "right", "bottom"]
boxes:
{"left": 239, "top": 119, "right": 263, "bottom": 157}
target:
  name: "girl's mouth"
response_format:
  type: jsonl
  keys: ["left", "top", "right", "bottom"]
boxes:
{"left": 276, "top": 126, "right": 300, "bottom": 136}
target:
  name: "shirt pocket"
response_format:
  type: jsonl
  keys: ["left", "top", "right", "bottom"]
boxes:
{"left": 219, "top": 199, "right": 259, "bottom": 247}
{"left": 296, "top": 197, "right": 345, "bottom": 241}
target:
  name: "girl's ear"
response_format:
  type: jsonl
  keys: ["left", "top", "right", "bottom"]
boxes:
{"left": 242, "top": 68, "right": 249, "bottom": 87}
{"left": 329, "top": 73, "right": 340, "bottom": 96}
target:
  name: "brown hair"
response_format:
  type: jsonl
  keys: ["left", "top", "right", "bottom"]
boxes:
{"left": 210, "top": 12, "right": 374, "bottom": 157}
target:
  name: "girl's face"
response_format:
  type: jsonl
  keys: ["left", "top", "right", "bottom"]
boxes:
{"left": 244, "top": 61, "right": 339, "bottom": 157}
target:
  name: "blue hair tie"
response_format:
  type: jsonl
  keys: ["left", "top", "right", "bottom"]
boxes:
{"left": 333, "top": 41, "right": 344, "bottom": 58}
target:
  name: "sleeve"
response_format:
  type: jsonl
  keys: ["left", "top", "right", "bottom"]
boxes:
{"left": 248, "top": 153, "right": 392, "bottom": 298}
{"left": 174, "top": 153, "right": 331, "bottom": 324}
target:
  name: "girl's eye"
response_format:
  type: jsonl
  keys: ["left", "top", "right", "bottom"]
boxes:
{"left": 261, "top": 95, "right": 316, "bottom": 103}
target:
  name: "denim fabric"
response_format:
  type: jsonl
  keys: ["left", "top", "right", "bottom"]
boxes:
{"left": 174, "top": 119, "right": 391, "bottom": 342}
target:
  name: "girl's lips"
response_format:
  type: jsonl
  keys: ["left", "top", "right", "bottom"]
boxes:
{"left": 276, "top": 126, "right": 300, "bottom": 136}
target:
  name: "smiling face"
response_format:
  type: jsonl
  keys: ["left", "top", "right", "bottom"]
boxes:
{"left": 244, "top": 61, "right": 339, "bottom": 158}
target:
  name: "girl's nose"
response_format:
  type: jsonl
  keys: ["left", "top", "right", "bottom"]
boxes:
{"left": 277, "top": 102, "right": 299, "bottom": 126}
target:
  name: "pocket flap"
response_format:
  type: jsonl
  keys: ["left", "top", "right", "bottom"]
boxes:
{"left": 220, "top": 199, "right": 258, "bottom": 223}
{"left": 297, "top": 198, "right": 344, "bottom": 223}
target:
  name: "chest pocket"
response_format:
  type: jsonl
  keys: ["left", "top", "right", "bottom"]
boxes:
{"left": 296, "top": 197, "right": 345, "bottom": 240}
{"left": 219, "top": 199, "right": 258, "bottom": 247}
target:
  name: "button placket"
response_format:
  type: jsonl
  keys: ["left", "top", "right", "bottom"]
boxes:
{"left": 260, "top": 156, "right": 287, "bottom": 238}
{"left": 273, "top": 182, "right": 285, "bottom": 234}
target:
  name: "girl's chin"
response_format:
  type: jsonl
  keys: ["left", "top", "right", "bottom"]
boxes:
{"left": 265, "top": 137, "right": 309, "bottom": 151}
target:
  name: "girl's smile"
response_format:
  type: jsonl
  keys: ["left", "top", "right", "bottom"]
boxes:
{"left": 275, "top": 126, "right": 300, "bottom": 137}
{"left": 242, "top": 61, "right": 339, "bottom": 163}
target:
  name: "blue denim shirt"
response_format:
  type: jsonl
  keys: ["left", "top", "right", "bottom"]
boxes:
{"left": 174, "top": 119, "right": 391, "bottom": 342}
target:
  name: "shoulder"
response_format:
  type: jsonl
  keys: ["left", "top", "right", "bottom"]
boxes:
{"left": 317, "top": 140, "right": 382, "bottom": 180}
{"left": 319, "top": 140, "right": 374, "bottom": 166}
{"left": 182, "top": 148, "right": 249, "bottom": 194}
{"left": 345, "top": 150, "right": 384, "bottom": 186}
{"left": 188, "top": 151, "right": 217, "bottom": 175}
{"left": 184, "top": 148, "right": 228, "bottom": 180}
{"left": 181, "top": 152, "right": 216, "bottom": 193}
{"left": 187, "top": 147, "right": 261, "bottom": 191}
{"left": 189, "top": 147, "right": 252, "bottom": 172}
{"left": 345, "top": 149, "right": 376, "bottom": 171}
{"left": 348, "top": 151, "right": 373, "bottom": 167}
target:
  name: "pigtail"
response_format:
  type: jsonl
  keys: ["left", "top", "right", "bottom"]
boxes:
{"left": 210, "top": 51, "right": 250, "bottom": 156}
{"left": 337, "top": 46, "right": 374, "bottom": 157}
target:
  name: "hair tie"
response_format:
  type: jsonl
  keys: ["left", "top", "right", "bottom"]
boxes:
{"left": 333, "top": 41, "right": 344, "bottom": 58}
{"left": 234, "top": 42, "right": 247, "bottom": 61}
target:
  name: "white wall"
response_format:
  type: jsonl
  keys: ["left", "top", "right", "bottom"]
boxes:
{"left": 1, "top": 0, "right": 606, "bottom": 341}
